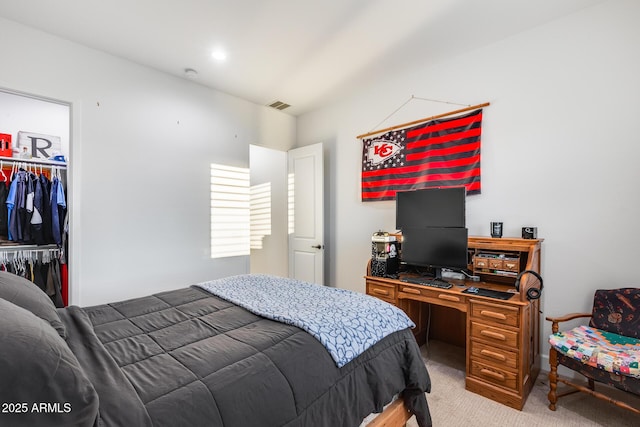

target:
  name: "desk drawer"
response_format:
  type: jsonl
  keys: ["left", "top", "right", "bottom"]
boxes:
{"left": 470, "top": 321, "right": 519, "bottom": 348}
{"left": 488, "top": 259, "right": 503, "bottom": 269}
{"left": 502, "top": 259, "right": 519, "bottom": 272}
{"left": 469, "top": 359, "right": 519, "bottom": 391}
{"left": 470, "top": 300, "right": 520, "bottom": 328}
{"left": 470, "top": 341, "right": 518, "bottom": 370}
{"left": 474, "top": 257, "right": 489, "bottom": 269}
{"left": 366, "top": 281, "right": 396, "bottom": 303}
{"left": 399, "top": 286, "right": 466, "bottom": 312}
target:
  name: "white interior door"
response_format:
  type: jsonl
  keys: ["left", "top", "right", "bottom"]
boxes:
{"left": 288, "top": 142, "right": 324, "bottom": 285}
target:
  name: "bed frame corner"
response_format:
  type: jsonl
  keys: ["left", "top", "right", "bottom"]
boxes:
{"left": 367, "top": 398, "right": 413, "bottom": 427}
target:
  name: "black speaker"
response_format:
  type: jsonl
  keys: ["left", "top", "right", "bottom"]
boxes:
{"left": 522, "top": 227, "right": 537, "bottom": 239}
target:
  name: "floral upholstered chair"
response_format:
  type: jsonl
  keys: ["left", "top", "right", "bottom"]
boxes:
{"left": 546, "top": 288, "right": 640, "bottom": 414}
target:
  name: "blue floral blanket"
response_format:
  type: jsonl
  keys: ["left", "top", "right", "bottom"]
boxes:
{"left": 196, "top": 274, "right": 415, "bottom": 367}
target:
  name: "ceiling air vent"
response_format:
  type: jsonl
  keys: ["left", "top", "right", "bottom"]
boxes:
{"left": 268, "top": 100, "right": 291, "bottom": 111}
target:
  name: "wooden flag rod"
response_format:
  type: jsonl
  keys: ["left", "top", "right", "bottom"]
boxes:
{"left": 356, "top": 102, "right": 490, "bottom": 140}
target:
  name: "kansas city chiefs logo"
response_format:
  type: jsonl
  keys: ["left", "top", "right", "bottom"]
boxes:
{"left": 367, "top": 140, "right": 402, "bottom": 165}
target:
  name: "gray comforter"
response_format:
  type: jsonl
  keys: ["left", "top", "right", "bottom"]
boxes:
{"left": 2, "top": 283, "right": 432, "bottom": 426}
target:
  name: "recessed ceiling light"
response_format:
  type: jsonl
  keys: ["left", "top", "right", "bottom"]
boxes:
{"left": 211, "top": 48, "right": 227, "bottom": 62}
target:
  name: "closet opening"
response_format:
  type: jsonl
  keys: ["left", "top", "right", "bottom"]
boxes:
{"left": 0, "top": 88, "right": 71, "bottom": 307}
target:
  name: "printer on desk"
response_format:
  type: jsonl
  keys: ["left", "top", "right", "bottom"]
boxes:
{"left": 370, "top": 231, "right": 399, "bottom": 277}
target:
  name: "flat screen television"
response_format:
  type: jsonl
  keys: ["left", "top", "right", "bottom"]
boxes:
{"left": 401, "top": 227, "right": 469, "bottom": 278}
{"left": 395, "top": 187, "right": 466, "bottom": 231}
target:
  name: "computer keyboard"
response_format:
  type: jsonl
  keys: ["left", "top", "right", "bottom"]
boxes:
{"left": 400, "top": 277, "right": 453, "bottom": 289}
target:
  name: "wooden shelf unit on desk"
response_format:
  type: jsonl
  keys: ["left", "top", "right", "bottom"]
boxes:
{"left": 365, "top": 236, "right": 543, "bottom": 410}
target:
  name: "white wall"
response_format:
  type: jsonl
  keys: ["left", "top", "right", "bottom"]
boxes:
{"left": 249, "top": 145, "right": 288, "bottom": 277}
{"left": 297, "top": 0, "right": 640, "bottom": 357}
{"left": 0, "top": 17, "right": 295, "bottom": 306}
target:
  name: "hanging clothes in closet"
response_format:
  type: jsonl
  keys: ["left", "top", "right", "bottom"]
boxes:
{"left": 2, "top": 164, "right": 66, "bottom": 246}
{"left": 0, "top": 249, "right": 64, "bottom": 307}
{"left": 0, "top": 161, "right": 69, "bottom": 307}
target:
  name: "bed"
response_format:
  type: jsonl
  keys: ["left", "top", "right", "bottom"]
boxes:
{"left": 0, "top": 271, "right": 431, "bottom": 427}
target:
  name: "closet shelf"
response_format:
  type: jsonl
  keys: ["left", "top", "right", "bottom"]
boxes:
{"left": 0, "top": 243, "right": 59, "bottom": 251}
{"left": 0, "top": 155, "right": 67, "bottom": 168}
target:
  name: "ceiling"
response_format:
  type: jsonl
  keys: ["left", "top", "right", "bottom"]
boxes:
{"left": 0, "top": 0, "right": 604, "bottom": 116}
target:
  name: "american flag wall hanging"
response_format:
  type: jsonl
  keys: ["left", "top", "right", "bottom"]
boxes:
{"left": 360, "top": 108, "right": 483, "bottom": 202}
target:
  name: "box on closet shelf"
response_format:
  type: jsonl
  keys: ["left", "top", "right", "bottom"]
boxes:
{"left": 0, "top": 133, "right": 11, "bottom": 157}
{"left": 17, "top": 131, "right": 61, "bottom": 160}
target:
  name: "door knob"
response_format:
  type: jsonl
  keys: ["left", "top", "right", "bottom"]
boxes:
{"left": 311, "top": 244, "right": 324, "bottom": 249}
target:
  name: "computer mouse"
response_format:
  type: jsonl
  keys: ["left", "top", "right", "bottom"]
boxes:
{"left": 467, "top": 287, "right": 478, "bottom": 293}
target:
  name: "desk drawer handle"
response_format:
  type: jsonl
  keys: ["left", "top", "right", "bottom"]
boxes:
{"left": 480, "top": 310, "right": 507, "bottom": 321}
{"left": 480, "top": 330, "right": 507, "bottom": 341}
{"left": 402, "top": 288, "right": 421, "bottom": 295}
{"left": 438, "top": 294, "right": 460, "bottom": 302}
{"left": 480, "top": 369, "right": 505, "bottom": 381}
{"left": 480, "top": 349, "right": 507, "bottom": 361}
{"left": 372, "top": 289, "right": 389, "bottom": 296}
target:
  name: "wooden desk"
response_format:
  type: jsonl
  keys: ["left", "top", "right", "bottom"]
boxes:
{"left": 365, "top": 237, "right": 542, "bottom": 410}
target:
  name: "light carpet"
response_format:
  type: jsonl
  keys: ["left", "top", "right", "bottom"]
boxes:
{"left": 408, "top": 341, "right": 639, "bottom": 427}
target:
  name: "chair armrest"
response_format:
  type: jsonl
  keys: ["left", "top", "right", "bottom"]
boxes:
{"left": 546, "top": 312, "right": 592, "bottom": 323}
{"left": 546, "top": 312, "right": 592, "bottom": 334}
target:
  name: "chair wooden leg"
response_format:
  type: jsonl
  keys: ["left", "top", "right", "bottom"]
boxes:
{"left": 548, "top": 347, "right": 558, "bottom": 411}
